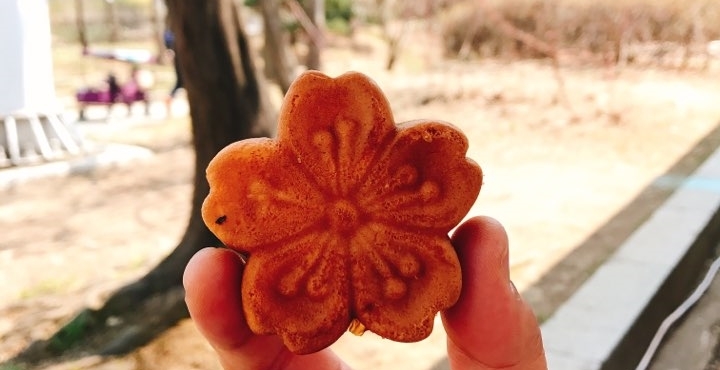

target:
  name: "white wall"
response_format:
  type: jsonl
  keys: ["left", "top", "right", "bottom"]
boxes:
{"left": 0, "top": 0, "right": 57, "bottom": 114}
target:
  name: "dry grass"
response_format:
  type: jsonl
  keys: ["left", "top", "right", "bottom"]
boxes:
{"left": 440, "top": 0, "right": 720, "bottom": 65}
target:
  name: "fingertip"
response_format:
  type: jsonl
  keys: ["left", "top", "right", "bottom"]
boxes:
{"left": 450, "top": 216, "right": 511, "bottom": 289}
{"left": 184, "top": 247, "right": 252, "bottom": 350}
{"left": 446, "top": 215, "right": 513, "bottom": 323}
{"left": 183, "top": 247, "right": 214, "bottom": 288}
{"left": 183, "top": 247, "right": 243, "bottom": 296}
{"left": 443, "top": 216, "right": 521, "bottom": 365}
{"left": 452, "top": 216, "right": 508, "bottom": 253}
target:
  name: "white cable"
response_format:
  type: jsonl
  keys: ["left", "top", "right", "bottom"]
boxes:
{"left": 635, "top": 254, "right": 720, "bottom": 370}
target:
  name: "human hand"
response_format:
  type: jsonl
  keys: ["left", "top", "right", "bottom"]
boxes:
{"left": 183, "top": 216, "right": 547, "bottom": 370}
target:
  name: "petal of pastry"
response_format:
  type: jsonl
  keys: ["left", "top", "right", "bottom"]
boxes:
{"left": 277, "top": 71, "right": 396, "bottom": 196}
{"left": 202, "top": 138, "right": 325, "bottom": 251}
{"left": 350, "top": 223, "right": 461, "bottom": 342}
{"left": 242, "top": 230, "right": 351, "bottom": 354}
{"left": 358, "top": 120, "right": 482, "bottom": 231}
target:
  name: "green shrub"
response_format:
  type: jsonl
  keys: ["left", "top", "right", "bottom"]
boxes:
{"left": 327, "top": 17, "right": 352, "bottom": 35}
{"left": 326, "top": 0, "right": 353, "bottom": 22}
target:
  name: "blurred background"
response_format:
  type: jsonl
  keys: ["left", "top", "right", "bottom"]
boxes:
{"left": 2, "top": 0, "right": 720, "bottom": 369}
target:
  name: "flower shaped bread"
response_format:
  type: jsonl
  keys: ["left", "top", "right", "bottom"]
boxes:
{"left": 201, "top": 71, "right": 482, "bottom": 354}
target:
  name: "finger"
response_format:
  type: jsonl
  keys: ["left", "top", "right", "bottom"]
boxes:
{"left": 442, "top": 217, "right": 546, "bottom": 369}
{"left": 184, "top": 248, "right": 252, "bottom": 350}
{"left": 184, "top": 247, "right": 279, "bottom": 369}
{"left": 183, "top": 247, "right": 351, "bottom": 370}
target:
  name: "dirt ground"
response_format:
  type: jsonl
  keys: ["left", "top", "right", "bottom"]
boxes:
{"left": 3, "top": 28, "right": 720, "bottom": 369}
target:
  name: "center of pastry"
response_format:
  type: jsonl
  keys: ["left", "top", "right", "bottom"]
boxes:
{"left": 327, "top": 199, "right": 360, "bottom": 234}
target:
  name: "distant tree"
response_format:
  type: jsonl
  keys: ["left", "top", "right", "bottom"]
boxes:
{"left": 11, "top": 0, "right": 276, "bottom": 365}
{"left": 105, "top": 0, "right": 119, "bottom": 43}
{"left": 259, "top": 0, "right": 296, "bottom": 92}
{"left": 257, "top": 0, "right": 326, "bottom": 92}
{"left": 74, "top": 0, "right": 88, "bottom": 50}
{"left": 150, "top": 0, "right": 167, "bottom": 61}
{"left": 299, "top": 0, "right": 325, "bottom": 70}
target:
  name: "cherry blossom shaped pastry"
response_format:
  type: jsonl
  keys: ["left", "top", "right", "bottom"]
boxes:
{"left": 201, "top": 71, "right": 482, "bottom": 354}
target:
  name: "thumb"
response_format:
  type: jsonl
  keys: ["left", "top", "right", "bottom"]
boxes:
{"left": 442, "top": 216, "right": 546, "bottom": 369}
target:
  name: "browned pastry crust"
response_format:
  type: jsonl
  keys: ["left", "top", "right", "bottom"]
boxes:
{"left": 201, "top": 71, "right": 482, "bottom": 354}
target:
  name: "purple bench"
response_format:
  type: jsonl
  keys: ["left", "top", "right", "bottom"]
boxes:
{"left": 76, "top": 73, "right": 150, "bottom": 121}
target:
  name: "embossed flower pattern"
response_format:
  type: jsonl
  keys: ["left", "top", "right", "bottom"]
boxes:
{"left": 202, "top": 71, "right": 482, "bottom": 354}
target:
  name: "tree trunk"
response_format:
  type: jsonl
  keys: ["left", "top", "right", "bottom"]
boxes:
{"left": 302, "top": 0, "right": 324, "bottom": 70}
{"left": 150, "top": 0, "right": 167, "bottom": 62}
{"left": 138, "top": 0, "right": 276, "bottom": 298}
{"left": 102, "top": 0, "right": 276, "bottom": 320}
{"left": 260, "top": 0, "right": 295, "bottom": 93}
{"left": 105, "top": 0, "right": 119, "bottom": 44}
{"left": 75, "top": 0, "right": 88, "bottom": 50}
{"left": 11, "top": 0, "right": 276, "bottom": 365}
